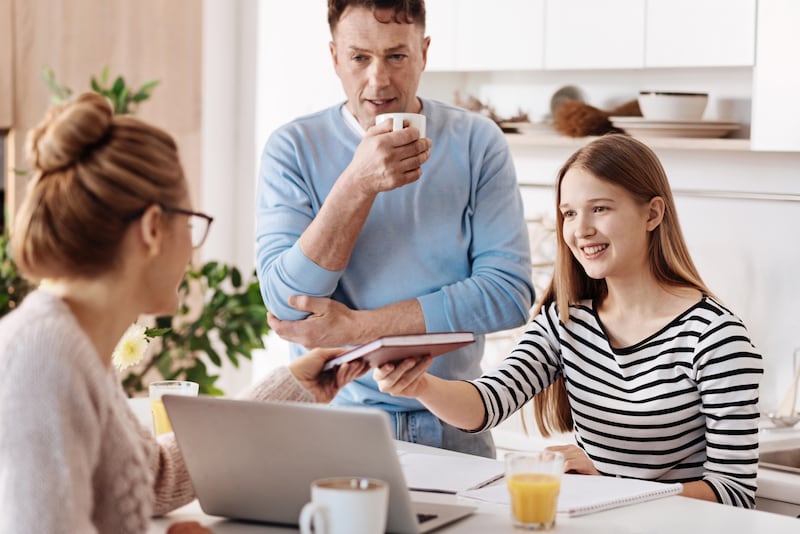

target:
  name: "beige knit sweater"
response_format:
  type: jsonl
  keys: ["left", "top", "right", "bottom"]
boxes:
{"left": 0, "top": 290, "right": 314, "bottom": 534}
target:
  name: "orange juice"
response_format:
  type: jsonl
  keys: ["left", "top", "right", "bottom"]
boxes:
{"left": 150, "top": 398, "right": 172, "bottom": 435}
{"left": 507, "top": 473, "right": 560, "bottom": 526}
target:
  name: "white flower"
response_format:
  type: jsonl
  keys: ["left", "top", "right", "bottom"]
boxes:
{"left": 112, "top": 323, "right": 150, "bottom": 370}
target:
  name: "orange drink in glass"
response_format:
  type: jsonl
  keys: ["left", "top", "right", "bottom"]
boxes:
{"left": 505, "top": 451, "right": 564, "bottom": 530}
{"left": 148, "top": 380, "right": 198, "bottom": 435}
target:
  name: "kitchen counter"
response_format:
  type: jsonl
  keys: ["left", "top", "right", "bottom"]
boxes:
{"left": 756, "top": 424, "right": 800, "bottom": 507}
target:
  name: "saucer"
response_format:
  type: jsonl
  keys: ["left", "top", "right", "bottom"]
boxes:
{"left": 609, "top": 117, "right": 740, "bottom": 138}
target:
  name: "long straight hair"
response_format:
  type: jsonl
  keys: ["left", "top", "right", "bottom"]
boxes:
{"left": 532, "top": 134, "right": 712, "bottom": 436}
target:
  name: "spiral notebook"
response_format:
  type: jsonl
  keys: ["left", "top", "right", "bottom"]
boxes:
{"left": 459, "top": 474, "right": 683, "bottom": 517}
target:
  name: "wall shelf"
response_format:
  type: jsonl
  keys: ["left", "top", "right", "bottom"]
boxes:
{"left": 505, "top": 133, "right": 751, "bottom": 152}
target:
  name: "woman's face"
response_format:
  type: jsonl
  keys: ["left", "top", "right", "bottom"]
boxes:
{"left": 559, "top": 167, "right": 654, "bottom": 283}
{"left": 143, "top": 197, "right": 195, "bottom": 315}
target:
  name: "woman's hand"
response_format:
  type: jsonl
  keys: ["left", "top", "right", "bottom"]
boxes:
{"left": 373, "top": 356, "right": 433, "bottom": 398}
{"left": 546, "top": 444, "right": 600, "bottom": 475}
{"left": 288, "top": 348, "right": 369, "bottom": 403}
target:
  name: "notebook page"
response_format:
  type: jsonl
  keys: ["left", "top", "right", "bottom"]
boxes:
{"left": 459, "top": 474, "right": 683, "bottom": 516}
{"left": 397, "top": 451, "right": 505, "bottom": 493}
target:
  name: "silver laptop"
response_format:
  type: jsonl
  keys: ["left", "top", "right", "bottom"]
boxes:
{"left": 163, "top": 395, "right": 476, "bottom": 533}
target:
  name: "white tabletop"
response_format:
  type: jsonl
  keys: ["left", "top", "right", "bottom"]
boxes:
{"left": 148, "top": 440, "right": 800, "bottom": 534}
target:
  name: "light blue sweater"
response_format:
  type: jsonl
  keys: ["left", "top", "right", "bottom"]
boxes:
{"left": 256, "top": 98, "right": 534, "bottom": 411}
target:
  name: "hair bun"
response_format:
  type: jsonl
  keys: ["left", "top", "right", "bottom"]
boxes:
{"left": 26, "top": 92, "right": 114, "bottom": 173}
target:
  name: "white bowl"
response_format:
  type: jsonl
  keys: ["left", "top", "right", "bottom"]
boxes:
{"left": 638, "top": 91, "right": 708, "bottom": 122}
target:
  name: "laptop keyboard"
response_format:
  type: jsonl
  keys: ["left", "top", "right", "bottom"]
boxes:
{"left": 417, "top": 513, "right": 438, "bottom": 524}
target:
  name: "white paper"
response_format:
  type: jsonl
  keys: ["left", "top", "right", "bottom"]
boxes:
{"left": 459, "top": 474, "right": 682, "bottom": 516}
{"left": 397, "top": 451, "right": 505, "bottom": 493}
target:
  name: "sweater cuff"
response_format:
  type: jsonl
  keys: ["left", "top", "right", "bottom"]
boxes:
{"left": 239, "top": 366, "right": 315, "bottom": 404}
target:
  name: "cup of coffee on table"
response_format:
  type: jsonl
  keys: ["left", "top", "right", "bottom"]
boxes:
{"left": 376, "top": 112, "right": 426, "bottom": 138}
{"left": 299, "top": 477, "right": 389, "bottom": 534}
{"left": 505, "top": 451, "right": 564, "bottom": 530}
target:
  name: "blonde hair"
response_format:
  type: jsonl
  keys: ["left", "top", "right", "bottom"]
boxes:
{"left": 12, "top": 92, "right": 186, "bottom": 280}
{"left": 532, "top": 134, "right": 711, "bottom": 436}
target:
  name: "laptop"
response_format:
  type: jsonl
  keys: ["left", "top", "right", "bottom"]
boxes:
{"left": 163, "top": 395, "right": 476, "bottom": 533}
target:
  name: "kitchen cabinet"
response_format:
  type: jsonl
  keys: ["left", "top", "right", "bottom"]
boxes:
{"left": 751, "top": 0, "right": 800, "bottom": 152}
{"left": 430, "top": 0, "right": 756, "bottom": 72}
{"left": 645, "top": 0, "right": 756, "bottom": 68}
{"left": 0, "top": 0, "right": 12, "bottom": 130}
{"left": 544, "top": 0, "right": 644, "bottom": 70}
{"left": 425, "top": 0, "right": 544, "bottom": 71}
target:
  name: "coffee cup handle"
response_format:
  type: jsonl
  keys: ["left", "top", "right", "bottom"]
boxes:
{"left": 299, "top": 502, "right": 328, "bottom": 534}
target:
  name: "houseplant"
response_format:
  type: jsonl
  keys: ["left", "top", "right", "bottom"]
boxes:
{"left": 120, "top": 261, "right": 270, "bottom": 397}
{"left": 1, "top": 68, "right": 270, "bottom": 396}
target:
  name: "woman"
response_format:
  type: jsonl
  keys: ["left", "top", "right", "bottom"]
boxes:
{"left": 0, "top": 92, "right": 366, "bottom": 533}
{"left": 375, "top": 134, "right": 763, "bottom": 508}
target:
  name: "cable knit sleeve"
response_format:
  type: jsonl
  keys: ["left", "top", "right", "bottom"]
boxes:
{"left": 237, "top": 365, "right": 315, "bottom": 403}
{"left": 148, "top": 431, "right": 196, "bottom": 516}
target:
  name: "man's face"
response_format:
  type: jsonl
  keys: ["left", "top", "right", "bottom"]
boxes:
{"left": 329, "top": 6, "right": 429, "bottom": 131}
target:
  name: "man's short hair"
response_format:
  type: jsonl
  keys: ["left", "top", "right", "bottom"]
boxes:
{"left": 327, "top": 0, "right": 426, "bottom": 34}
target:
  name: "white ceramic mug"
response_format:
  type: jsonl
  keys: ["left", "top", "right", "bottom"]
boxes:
{"left": 299, "top": 477, "right": 389, "bottom": 534}
{"left": 376, "top": 112, "right": 426, "bottom": 138}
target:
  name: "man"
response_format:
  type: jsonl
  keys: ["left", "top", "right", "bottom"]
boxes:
{"left": 256, "top": 0, "right": 533, "bottom": 458}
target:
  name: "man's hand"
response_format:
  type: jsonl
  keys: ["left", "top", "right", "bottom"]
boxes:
{"left": 289, "top": 347, "right": 369, "bottom": 403}
{"left": 268, "top": 296, "right": 369, "bottom": 348}
{"left": 345, "top": 120, "right": 431, "bottom": 195}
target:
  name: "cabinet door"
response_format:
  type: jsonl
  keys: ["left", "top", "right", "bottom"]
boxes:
{"left": 424, "top": 0, "right": 459, "bottom": 71}
{"left": 751, "top": 0, "right": 800, "bottom": 152}
{"left": 455, "top": 0, "right": 544, "bottom": 71}
{"left": 544, "top": 0, "right": 645, "bottom": 70}
{"left": 426, "top": 0, "right": 544, "bottom": 71}
{"left": 646, "top": 0, "right": 756, "bottom": 67}
{"left": 0, "top": 0, "right": 11, "bottom": 129}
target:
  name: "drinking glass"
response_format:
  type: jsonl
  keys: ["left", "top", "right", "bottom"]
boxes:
{"left": 505, "top": 451, "right": 564, "bottom": 530}
{"left": 149, "top": 380, "right": 198, "bottom": 435}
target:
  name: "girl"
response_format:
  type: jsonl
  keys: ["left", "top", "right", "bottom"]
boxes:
{"left": 375, "top": 133, "right": 763, "bottom": 508}
{"left": 0, "top": 93, "right": 366, "bottom": 533}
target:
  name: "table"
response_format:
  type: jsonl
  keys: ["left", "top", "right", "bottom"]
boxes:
{"left": 148, "top": 441, "right": 800, "bottom": 533}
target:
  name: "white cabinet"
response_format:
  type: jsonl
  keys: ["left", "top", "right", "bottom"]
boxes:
{"left": 645, "top": 0, "right": 756, "bottom": 68}
{"left": 424, "top": 0, "right": 458, "bottom": 71}
{"left": 425, "top": 0, "right": 544, "bottom": 71}
{"left": 544, "top": 0, "right": 645, "bottom": 70}
{"left": 751, "top": 0, "right": 800, "bottom": 152}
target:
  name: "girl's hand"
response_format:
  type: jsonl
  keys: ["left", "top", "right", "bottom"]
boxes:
{"left": 546, "top": 444, "right": 600, "bottom": 475}
{"left": 373, "top": 356, "right": 433, "bottom": 398}
{"left": 289, "top": 348, "right": 370, "bottom": 403}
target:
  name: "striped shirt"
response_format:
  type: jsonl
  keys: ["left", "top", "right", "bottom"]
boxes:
{"left": 472, "top": 296, "right": 763, "bottom": 508}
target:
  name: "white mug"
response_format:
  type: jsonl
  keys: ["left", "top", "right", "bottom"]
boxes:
{"left": 376, "top": 112, "right": 426, "bottom": 138}
{"left": 299, "top": 477, "right": 389, "bottom": 534}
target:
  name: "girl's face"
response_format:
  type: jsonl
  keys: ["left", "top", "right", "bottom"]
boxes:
{"left": 559, "top": 167, "right": 657, "bottom": 282}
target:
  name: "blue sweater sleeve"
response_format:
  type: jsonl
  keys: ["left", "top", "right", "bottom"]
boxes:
{"left": 255, "top": 118, "right": 345, "bottom": 321}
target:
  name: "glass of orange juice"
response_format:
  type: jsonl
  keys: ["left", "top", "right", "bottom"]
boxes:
{"left": 505, "top": 451, "right": 564, "bottom": 530}
{"left": 149, "top": 380, "right": 198, "bottom": 436}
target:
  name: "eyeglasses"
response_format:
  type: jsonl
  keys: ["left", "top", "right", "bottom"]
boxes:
{"left": 160, "top": 205, "right": 214, "bottom": 249}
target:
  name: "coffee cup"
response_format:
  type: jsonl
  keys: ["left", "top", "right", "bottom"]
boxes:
{"left": 299, "top": 477, "right": 389, "bottom": 534}
{"left": 375, "top": 112, "right": 426, "bottom": 138}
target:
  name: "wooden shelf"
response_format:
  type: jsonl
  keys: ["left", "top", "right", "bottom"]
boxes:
{"left": 504, "top": 133, "right": 751, "bottom": 152}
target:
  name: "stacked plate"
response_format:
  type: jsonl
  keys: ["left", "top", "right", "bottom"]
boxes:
{"left": 610, "top": 117, "right": 739, "bottom": 139}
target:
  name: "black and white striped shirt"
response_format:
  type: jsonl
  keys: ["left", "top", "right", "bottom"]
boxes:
{"left": 472, "top": 296, "right": 763, "bottom": 508}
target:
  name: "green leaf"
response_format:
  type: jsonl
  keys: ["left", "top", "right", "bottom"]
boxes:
{"left": 144, "top": 327, "right": 171, "bottom": 337}
{"left": 231, "top": 267, "right": 242, "bottom": 288}
{"left": 138, "top": 79, "right": 160, "bottom": 92}
{"left": 100, "top": 65, "right": 110, "bottom": 85}
{"left": 111, "top": 76, "right": 125, "bottom": 96}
